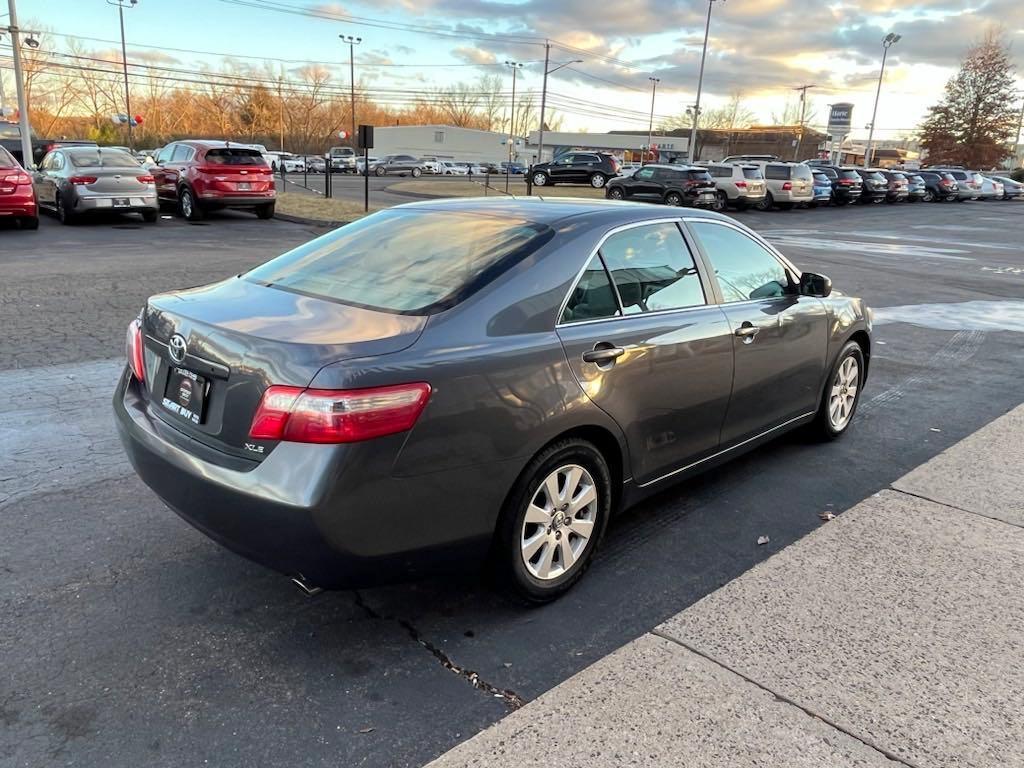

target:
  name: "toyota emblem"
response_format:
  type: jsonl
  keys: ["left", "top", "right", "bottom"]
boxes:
{"left": 168, "top": 334, "right": 187, "bottom": 364}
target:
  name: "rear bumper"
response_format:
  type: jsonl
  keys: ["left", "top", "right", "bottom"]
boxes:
{"left": 114, "top": 371, "right": 505, "bottom": 589}
{"left": 197, "top": 194, "right": 276, "bottom": 207}
{"left": 73, "top": 194, "right": 157, "bottom": 213}
{"left": 832, "top": 188, "right": 862, "bottom": 201}
{"left": 0, "top": 197, "right": 37, "bottom": 217}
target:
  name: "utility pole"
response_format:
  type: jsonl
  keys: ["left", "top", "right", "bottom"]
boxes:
{"left": 504, "top": 60, "right": 522, "bottom": 193}
{"left": 1016, "top": 97, "right": 1024, "bottom": 167}
{"left": 107, "top": 0, "right": 137, "bottom": 151}
{"left": 864, "top": 32, "right": 901, "bottom": 168}
{"left": 340, "top": 35, "right": 362, "bottom": 144}
{"left": 6, "top": 0, "right": 34, "bottom": 168}
{"left": 689, "top": 0, "right": 721, "bottom": 163}
{"left": 535, "top": 42, "right": 581, "bottom": 168}
{"left": 0, "top": 35, "right": 6, "bottom": 111}
{"left": 792, "top": 84, "right": 817, "bottom": 161}
{"left": 644, "top": 76, "right": 659, "bottom": 166}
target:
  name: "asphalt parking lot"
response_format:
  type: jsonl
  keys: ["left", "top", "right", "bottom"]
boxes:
{"left": 2, "top": 199, "right": 1023, "bottom": 767}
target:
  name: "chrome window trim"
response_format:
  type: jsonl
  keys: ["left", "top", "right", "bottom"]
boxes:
{"left": 637, "top": 411, "right": 816, "bottom": 489}
{"left": 554, "top": 217, "right": 712, "bottom": 328}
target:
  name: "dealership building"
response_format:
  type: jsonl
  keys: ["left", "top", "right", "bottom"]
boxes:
{"left": 365, "top": 125, "right": 514, "bottom": 164}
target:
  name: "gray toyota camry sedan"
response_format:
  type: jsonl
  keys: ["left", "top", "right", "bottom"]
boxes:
{"left": 115, "top": 198, "right": 871, "bottom": 602}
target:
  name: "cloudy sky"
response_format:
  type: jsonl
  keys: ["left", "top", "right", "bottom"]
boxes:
{"left": 17, "top": 0, "right": 1024, "bottom": 138}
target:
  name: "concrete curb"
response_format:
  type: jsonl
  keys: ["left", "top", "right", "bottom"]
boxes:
{"left": 272, "top": 211, "right": 352, "bottom": 228}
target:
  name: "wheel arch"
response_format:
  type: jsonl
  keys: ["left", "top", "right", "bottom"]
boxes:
{"left": 849, "top": 329, "right": 871, "bottom": 379}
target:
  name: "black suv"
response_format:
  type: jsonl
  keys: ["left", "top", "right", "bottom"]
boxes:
{"left": 531, "top": 152, "right": 619, "bottom": 188}
{"left": 917, "top": 171, "right": 959, "bottom": 202}
{"left": 852, "top": 169, "right": 888, "bottom": 203}
{"left": 809, "top": 165, "right": 862, "bottom": 204}
{"left": 605, "top": 164, "right": 716, "bottom": 208}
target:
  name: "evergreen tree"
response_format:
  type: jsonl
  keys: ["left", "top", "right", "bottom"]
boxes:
{"left": 919, "top": 30, "right": 1018, "bottom": 168}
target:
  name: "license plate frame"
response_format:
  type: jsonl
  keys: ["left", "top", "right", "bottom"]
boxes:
{"left": 162, "top": 366, "right": 207, "bottom": 425}
{"left": 112, "top": 197, "right": 130, "bottom": 208}
{"left": 237, "top": 182, "right": 251, "bottom": 191}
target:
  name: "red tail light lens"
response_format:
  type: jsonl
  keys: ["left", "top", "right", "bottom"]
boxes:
{"left": 250, "top": 383, "right": 432, "bottom": 444}
{"left": 1, "top": 171, "right": 31, "bottom": 185}
{"left": 136, "top": 175, "right": 155, "bottom": 183}
{"left": 734, "top": 180, "right": 747, "bottom": 188}
{"left": 782, "top": 181, "right": 792, "bottom": 191}
{"left": 125, "top": 318, "right": 145, "bottom": 383}
{"left": 69, "top": 176, "right": 98, "bottom": 185}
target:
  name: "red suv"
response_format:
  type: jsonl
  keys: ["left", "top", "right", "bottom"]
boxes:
{"left": 151, "top": 141, "right": 275, "bottom": 221}
{"left": 0, "top": 145, "right": 38, "bottom": 229}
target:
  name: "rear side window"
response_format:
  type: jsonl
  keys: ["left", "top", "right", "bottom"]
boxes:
{"left": 170, "top": 145, "right": 194, "bottom": 162}
{"left": 764, "top": 165, "right": 790, "bottom": 180}
{"left": 598, "top": 223, "right": 706, "bottom": 314}
{"left": 562, "top": 257, "right": 619, "bottom": 323}
{"left": 690, "top": 222, "right": 790, "bottom": 303}
{"left": 204, "top": 148, "right": 266, "bottom": 166}
{"left": 246, "top": 209, "right": 554, "bottom": 314}
{"left": 0, "top": 146, "right": 17, "bottom": 168}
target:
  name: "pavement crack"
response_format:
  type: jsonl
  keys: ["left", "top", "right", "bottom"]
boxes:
{"left": 650, "top": 628, "right": 921, "bottom": 768}
{"left": 889, "top": 487, "right": 1024, "bottom": 530}
{"left": 353, "top": 590, "right": 525, "bottom": 711}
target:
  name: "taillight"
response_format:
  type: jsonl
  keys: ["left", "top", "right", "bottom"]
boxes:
{"left": 735, "top": 180, "right": 747, "bottom": 188}
{"left": 68, "top": 176, "right": 98, "bottom": 185}
{"left": 782, "top": 181, "right": 792, "bottom": 191}
{"left": 1, "top": 171, "right": 31, "bottom": 185}
{"left": 125, "top": 317, "right": 145, "bottom": 383}
{"left": 249, "top": 382, "right": 432, "bottom": 444}
{"left": 136, "top": 175, "right": 155, "bottom": 183}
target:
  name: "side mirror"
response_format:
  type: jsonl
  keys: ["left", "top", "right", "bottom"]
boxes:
{"left": 799, "top": 272, "right": 832, "bottom": 298}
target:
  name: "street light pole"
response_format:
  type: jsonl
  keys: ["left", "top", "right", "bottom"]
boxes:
{"left": 340, "top": 35, "right": 361, "bottom": 144}
{"left": 688, "top": 0, "right": 720, "bottom": 163}
{"left": 864, "top": 32, "right": 900, "bottom": 168}
{"left": 6, "top": 0, "right": 34, "bottom": 168}
{"left": 644, "top": 76, "right": 660, "bottom": 166}
{"left": 505, "top": 60, "right": 522, "bottom": 193}
{"left": 792, "top": 83, "right": 817, "bottom": 161}
{"left": 535, "top": 43, "right": 581, "bottom": 167}
{"left": 107, "top": 0, "right": 137, "bottom": 151}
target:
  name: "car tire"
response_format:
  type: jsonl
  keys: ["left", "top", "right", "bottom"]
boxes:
{"left": 922, "top": 190, "right": 934, "bottom": 202}
{"left": 590, "top": 173, "right": 607, "bottom": 189}
{"left": 810, "top": 340, "right": 865, "bottom": 441}
{"left": 714, "top": 191, "right": 728, "bottom": 211}
{"left": 141, "top": 210, "right": 158, "bottom": 223}
{"left": 493, "top": 438, "right": 611, "bottom": 604}
{"left": 255, "top": 202, "right": 275, "bottom": 220}
{"left": 375, "top": 166, "right": 385, "bottom": 176}
{"left": 759, "top": 191, "right": 774, "bottom": 211}
{"left": 606, "top": 186, "right": 624, "bottom": 200}
{"left": 179, "top": 188, "right": 204, "bottom": 221}
{"left": 664, "top": 191, "right": 683, "bottom": 207}
{"left": 56, "top": 194, "right": 75, "bottom": 225}
{"left": 19, "top": 216, "right": 39, "bottom": 230}
{"left": 532, "top": 172, "right": 550, "bottom": 187}
{"left": 411, "top": 167, "right": 422, "bottom": 177}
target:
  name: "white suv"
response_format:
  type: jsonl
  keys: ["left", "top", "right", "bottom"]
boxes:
{"left": 702, "top": 163, "right": 767, "bottom": 210}
{"left": 748, "top": 161, "right": 814, "bottom": 209}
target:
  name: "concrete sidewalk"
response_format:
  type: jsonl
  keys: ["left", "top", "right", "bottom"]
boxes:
{"left": 428, "top": 404, "right": 1024, "bottom": 768}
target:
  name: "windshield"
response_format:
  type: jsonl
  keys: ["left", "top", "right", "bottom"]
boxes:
{"left": 204, "top": 148, "right": 266, "bottom": 166}
{"left": 69, "top": 149, "right": 140, "bottom": 168}
{"left": 245, "top": 209, "right": 555, "bottom": 314}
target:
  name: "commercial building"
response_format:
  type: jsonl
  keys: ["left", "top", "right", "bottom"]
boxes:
{"left": 524, "top": 130, "right": 690, "bottom": 164}
{"left": 611, "top": 125, "right": 828, "bottom": 163}
{"left": 368, "top": 125, "right": 513, "bottom": 164}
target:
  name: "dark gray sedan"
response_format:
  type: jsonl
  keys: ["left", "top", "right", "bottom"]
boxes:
{"left": 33, "top": 146, "right": 158, "bottom": 224}
{"left": 115, "top": 199, "right": 871, "bottom": 602}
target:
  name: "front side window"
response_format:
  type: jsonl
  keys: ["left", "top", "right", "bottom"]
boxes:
{"left": 246, "top": 209, "right": 554, "bottom": 314}
{"left": 633, "top": 168, "right": 655, "bottom": 181}
{"left": 690, "top": 222, "right": 790, "bottom": 303}
{"left": 561, "top": 256, "right": 619, "bottom": 323}
{"left": 599, "top": 223, "right": 706, "bottom": 314}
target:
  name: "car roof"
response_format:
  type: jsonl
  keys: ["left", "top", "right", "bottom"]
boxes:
{"left": 638, "top": 163, "right": 704, "bottom": 170}
{"left": 391, "top": 196, "right": 731, "bottom": 227}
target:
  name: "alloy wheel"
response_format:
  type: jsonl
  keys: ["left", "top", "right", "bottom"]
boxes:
{"left": 520, "top": 464, "right": 598, "bottom": 581}
{"left": 533, "top": 172, "right": 548, "bottom": 186}
{"left": 665, "top": 192, "right": 683, "bottom": 207}
{"left": 608, "top": 187, "right": 623, "bottom": 200}
{"left": 590, "top": 174, "right": 607, "bottom": 188}
{"left": 828, "top": 356, "right": 859, "bottom": 431}
{"left": 180, "top": 191, "right": 193, "bottom": 218}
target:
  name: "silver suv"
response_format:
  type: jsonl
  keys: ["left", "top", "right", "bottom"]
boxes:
{"left": 702, "top": 163, "right": 767, "bottom": 210}
{"left": 747, "top": 161, "right": 814, "bottom": 209}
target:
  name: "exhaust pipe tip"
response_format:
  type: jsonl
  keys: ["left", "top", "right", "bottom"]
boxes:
{"left": 291, "top": 574, "right": 323, "bottom": 597}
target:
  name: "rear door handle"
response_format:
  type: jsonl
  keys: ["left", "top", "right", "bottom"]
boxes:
{"left": 582, "top": 346, "right": 625, "bottom": 364}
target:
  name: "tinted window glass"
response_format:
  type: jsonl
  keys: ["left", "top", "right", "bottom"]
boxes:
{"left": 0, "top": 146, "right": 16, "bottom": 168}
{"left": 0, "top": 123, "right": 20, "bottom": 140}
{"left": 690, "top": 222, "right": 790, "bottom": 303}
{"left": 792, "top": 164, "right": 812, "bottom": 180}
{"left": 170, "top": 145, "right": 194, "bottom": 162}
{"left": 599, "top": 223, "right": 705, "bottom": 314}
{"left": 838, "top": 170, "right": 861, "bottom": 180}
{"left": 820, "top": 167, "right": 838, "bottom": 179}
{"left": 247, "top": 209, "right": 554, "bottom": 314}
{"left": 562, "top": 256, "right": 619, "bottom": 323}
{"left": 742, "top": 167, "right": 763, "bottom": 180}
{"left": 68, "top": 149, "right": 139, "bottom": 168}
{"left": 764, "top": 164, "right": 790, "bottom": 180}
{"left": 708, "top": 166, "right": 729, "bottom": 178}
{"left": 687, "top": 169, "right": 712, "bottom": 181}
{"left": 633, "top": 168, "right": 655, "bottom": 180}
{"left": 204, "top": 148, "right": 265, "bottom": 165}
{"left": 813, "top": 173, "right": 830, "bottom": 184}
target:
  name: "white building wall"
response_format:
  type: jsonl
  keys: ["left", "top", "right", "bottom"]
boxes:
{"left": 370, "top": 125, "right": 511, "bottom": 164}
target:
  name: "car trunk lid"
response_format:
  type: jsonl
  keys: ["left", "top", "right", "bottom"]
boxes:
{"left": 139, "top": 277, "right": 426, "bottom": 460}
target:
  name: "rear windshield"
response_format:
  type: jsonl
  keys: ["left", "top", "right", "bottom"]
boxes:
{"left": 792, "top": 165, "right": 812, "bottom": 180}
{"left": 245, "top": 209, "right": 555, "bottom": 314}
{"left": 204, "top": 148, "right": 266, "bottom": 166}
{"left": 0, "top": 146, "right": 18, "bottom": 168}
{"left": 838, "top": 170, "right": 861, "bottom": 180}
{"left": 890, "top": 172, "right": 907, "bottom": 180}
{"left": 764, "top": 165, "right": 790, "bottom": 180}
{"left": 69, "top": 149, "right": 139, "bottom": 167}
{"left": 0, "top": 123, "right": 20, "bottom": 140}
{"left": 741, "top": 167, "right": 763, "bottom": 180}
{"left": 862, "top": 171, "right": 885, "bottom": 181}
{"left": 813, "top": 173, "right": 830, "bottom": 183}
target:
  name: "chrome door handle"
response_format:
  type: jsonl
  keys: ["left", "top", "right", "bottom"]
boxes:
{"left": 734, "top": 323, "right": 760, "bottom": 342}
{"left": 582, "top": 346, "right": 625, "bottom": 364}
